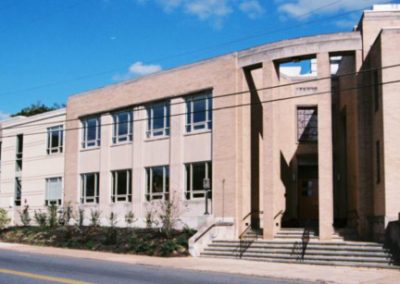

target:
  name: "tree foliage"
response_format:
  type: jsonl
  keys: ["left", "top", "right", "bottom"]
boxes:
{"left": 12, "top": 101, "right": 64, "bottom": 117}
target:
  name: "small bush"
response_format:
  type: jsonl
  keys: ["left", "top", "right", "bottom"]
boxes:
{"left": 159, "top": 195, "right": 181, "bottom": 238}
{"left": 90, "top": 209, "right": 101, "bottom": 227}
{"left": 47, "top": 204, "right": 58, "bottom": 228}
{"left": 60, "top": 202, "right": 73, "bottom": 225}
{"left": 145, "top": 209, "right": 155, "bottom": 229}
{"left": 78, "top": 208, "right": 85, "bottom": 227}
{"left": 18, "top": 204, "right": 31, "bottom": 226}
{"left": 125, "top": 211, "right": 137, "bottom": 228}
{"left": 160, "top": 240, "right": 178, "bottom": 257}
{"left": 0, "top": 208, "right": 10, "bottom": 229}
{"left": 34, "top": 211, "right": 47, "bottom": 228}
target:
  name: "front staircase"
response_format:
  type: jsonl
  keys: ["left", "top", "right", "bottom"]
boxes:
{"left": 200, "top": 228, "right": 398, "bottom": 269}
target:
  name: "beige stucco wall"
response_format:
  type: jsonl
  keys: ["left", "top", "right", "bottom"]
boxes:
{"left": 0, "top": 110, "right": 65, "bottom": 225}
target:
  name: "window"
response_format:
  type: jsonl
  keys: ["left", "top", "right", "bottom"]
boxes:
{"left": 47, "top": 125, "right": 64, "bottom": 154}
{"left": 81, "top": 173, "right": 99, "bottom": 204}
{"left": 45, "top": 177, "right": 63, "bottom": 205}
{"left": 15, "top": 177, "right": 21, "bottom": 206}
{"left": 16, "top": 134, "right": 23, "bottom": 171}
{"left": 297, "top": 107, "right": 318, "bottom": 142}
{"left": 146, "top": 166, "right": 169, "bottom": 201}
{"left": 112, "top": 111, "right": 133, "bottom": 144}
{"left": 185, "top": 161, "right": 212, "bottom": 200}
{"left": 186, "top": 92, "right": 213, "bottom": 133}
{"left": 82, "top": 117, "right": 101, "bottom": 148}
{"left": 147, "top": 102, "right": 170, "bottom": 138}
{"left": 376, "top": 141, "right": 381, "bottom": 184}
{"left": 372, "top": 70, "right": 379, "bottom": 112}
{"left": 111, "top": 170, "right": 132, "bottom": 202}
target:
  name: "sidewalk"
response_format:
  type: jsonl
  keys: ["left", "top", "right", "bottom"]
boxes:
{"left": 0, "top": 242, "right": 398, "bottom": 284}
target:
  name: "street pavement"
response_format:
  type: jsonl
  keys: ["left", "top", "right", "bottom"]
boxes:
{"left": 0, "top": 242, "right": 399, "bottom": 284}
{"left": 0, "top": 248, "right": 304, "bottom": 284}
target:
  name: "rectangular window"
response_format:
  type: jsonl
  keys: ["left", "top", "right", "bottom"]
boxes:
{"left": 376, "top": 141, "right": 381, "bottom": 184}
{"left": 373, "top": 70, "right": 379, "bottom": 112}
{"left": 185, "top": 161, "right": 212, "bottom": 200}
{"left": 45, "top": 177, "right": 63, "bottom": 205}
{"left": 111, "top": 170, "right": 132, "bottom": 202}
{"left": 47, "top": 125, "right": 64, "bottom": 154}
{"left": 15, "top": 177, "right": 21, "bottom": 206}
{"left": 16, "top": 134, "right": 23, "bottom": 171}
{"left": 81, "top": 173, "right": 99, "bottom": 204}
{"left": 82, "top": 117, "right": 101, "bottom": 148}
{"left": 146, "top": 166, "right": 169, "bottom": 201}
{"left": 186, "top": 92, "right": 213, "bottom": 133}
{"left": 297, "top": 107, "right": 318, "bottom": 142}
{"left": 112, "top": 111, "right": 133, "bottom": 144}
{"left": 147, "top": 102, "right": 170, "bottom": 138}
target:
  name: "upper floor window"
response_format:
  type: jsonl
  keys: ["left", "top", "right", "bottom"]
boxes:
{"left": 16, "top": 134, "right": 23, "bottom": 172}
{"left": 45, "top": 177, "right": 63, "bottom": 206}
{"left": 82, "top": 117, "right": 101, "bottom": 148}
{"left": 147, "top": 102, "right": 170, "bottom": 138}
{"left": 81, "top": 172, "right": 99, "bottom": 204}
{"left": 47, "top": 125, "right": 64, "bottom": 154}
{"left": 297, "top": 106, "right": 318, "bottom": 142}
{"left": 186, "top": 92, "right": 212, "bottom": 133}
{"left": 146, "top": 166, "right": 169, "bottom": 201}
{"left": 112, "top": 111, "right": 133, "bottom": 144}
{"left": 15, "top": 177, "right": 22, "bottom": 206}
{"left": 112, "top": 169, "right": 132, "bottom": 202}
{"left": 185, "top": 161, "right": 212, "bottom": 200}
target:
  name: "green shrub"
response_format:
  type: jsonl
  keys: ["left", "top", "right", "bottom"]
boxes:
{"left": 47, "top": 204, "right": 58, "bottom": 228}
{"left": 0, "top": 208, "right": 10, "bottom": 229}
{"left": 160, "top": 240, "right": 178, "bottom": 256}
{"left": 34, "top": 211, "right": 47, "bottom": 228}
{"left": 78, "top": 208, "right": 85, "bottom": 227}
{"left": 18, "top": 204, "right": 31, "bottom": 226}
{"left": 125, "top": 211, "right": 136, "bottom": 228}
{"left": 90, "top": 209, "right": 101, "bottom": 227}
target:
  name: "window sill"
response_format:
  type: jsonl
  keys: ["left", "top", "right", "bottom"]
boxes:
{"left": 144, "top": 136, "right": 170, "bottom": 143}
{"left": 80, "top": 146, "right": 101, "bottom": 152}
{"left": 184, "top": 129, "right": 212, "bottom": 137}
{"left": 110, "top": 141, "right": 133, "bottom": 148}
{"left": 46, "top": 152, "right": 64, "bottom": 157}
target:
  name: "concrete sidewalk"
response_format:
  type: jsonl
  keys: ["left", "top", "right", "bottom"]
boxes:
{"left": 0, "top": 242, "right": 398, "bottom": 284}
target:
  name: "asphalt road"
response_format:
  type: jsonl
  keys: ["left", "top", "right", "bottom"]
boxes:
{"left": 0, "top": 249, "right": 306, "bottom": 284}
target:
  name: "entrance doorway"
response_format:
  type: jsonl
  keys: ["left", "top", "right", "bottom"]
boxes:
{"left": 297, "top": 162, "right": 319, "bottom": 227}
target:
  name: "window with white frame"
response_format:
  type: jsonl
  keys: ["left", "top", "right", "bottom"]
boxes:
{"left": 186, "top": 92, "right": 212, "bottom": 133}
{"left": 185, "top": 161, "right": 212, "bottom": 199}
{"left": 45, "top": 177, "right": 63, "bottom": 205}
{"left": 147, "top": 101, "right": 170, "bottom": 138}
{"left": 112, "top": 169, "right": 132, "bottom": 202}
{"left": 81, "top": 173, "right": 99, "bottom": 204}
{"left": 112, "top": 111, "right": 133, "bottom": 144}
{"left": 16, "top": 134, "right": 23, "bottom": 172}
{"left": 297, "top": 106, "right": 318, "bottom": 142}
{"left": 47, "top": 125, "right": 64, "bottom": 154}
{"left": 146, "top": 166, "right": 169, "bottom": 201}
{"left": 82, "top": 116, "right": 101, "bottom": 148}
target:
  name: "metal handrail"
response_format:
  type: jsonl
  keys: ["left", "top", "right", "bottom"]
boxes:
{"left": 193, "top": 221, "right": 233, "bottom": 243}
{"left": 274, "top": 210, "right": 284, "bottom": 220}
{"left": 242, "top": 210, "right": 263, "bottom": 221}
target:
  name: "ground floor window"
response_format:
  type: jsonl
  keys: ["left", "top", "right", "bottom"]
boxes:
{"left": 185, "top": 161, "right": 212, "bottom": 200}
{"left": 146, "top": 166, "right": 169, "bottom": 201}
{"left": 15, "top": 177, "right": 21, "bottom": 206}
{"left": 45, "top": 177, "right": 63, "bottom": 205}
{"left": 81, "top": 173, "right": 99, "bottom": 204}
{"left": 112, "top": 170, "right": 132, "bottom": 202}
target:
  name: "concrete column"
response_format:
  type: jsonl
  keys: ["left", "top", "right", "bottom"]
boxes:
{"left": 317, "top": 53, "right": 334, "bottom": 240}
{"left": 169, "top": 97, "right": 184, "bottom": 203}
{"left": 99, "top": 114, "right": 112, "bottom": 220}
{"left": 263, "top": 61, "right": 279, "bottom": 239}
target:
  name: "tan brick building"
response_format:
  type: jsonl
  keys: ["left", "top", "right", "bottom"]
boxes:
{"left": 1, "top": 5, "right": 400, "bottom": 245}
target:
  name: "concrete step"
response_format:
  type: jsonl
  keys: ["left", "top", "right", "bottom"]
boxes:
{"left": 212, "top": 240, "right": 384, "bottom": 248}
{"left": 204, "top": 247, "right": 390, "bottom": 258}
{"left": 200, "top": 254, "right": 397, "bottom": 269}
{"left": 201, "top": 250, "right": 391, "bottom": 264}
{"left": 208, "top": 243, "right": 388, "bottom": 253}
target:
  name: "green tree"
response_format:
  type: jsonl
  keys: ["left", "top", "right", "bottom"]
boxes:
{"left": 12, "top": 102, "right": 64, "bottom": 117}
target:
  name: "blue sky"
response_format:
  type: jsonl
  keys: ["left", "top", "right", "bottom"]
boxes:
{"left": 0, "top": 0, "right": 393, "bottom": 118}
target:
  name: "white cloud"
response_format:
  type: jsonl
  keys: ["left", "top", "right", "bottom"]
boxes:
{"left": 136, "top": 0, "right": 265, "bottom": 27}
{"left": 0, "top": 111, "right": 10, "bottom": 121}
{"left": 278, "top": 0, "right": 388, "bottom": 19}
{"left": 240, "top": 0, "right": 265, "bottom": 19}
{"left": 113, "top": 61, "right": 162, "bottom": 81}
